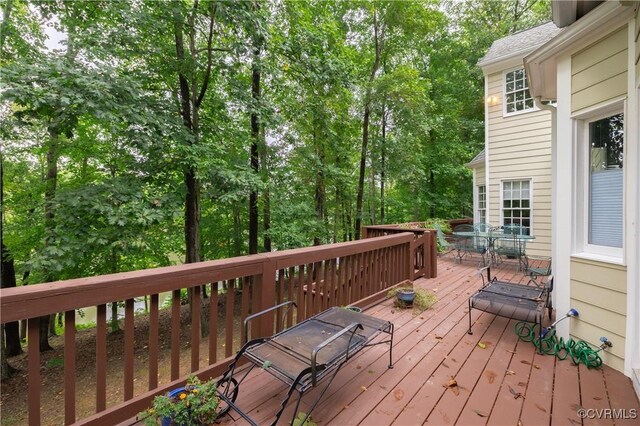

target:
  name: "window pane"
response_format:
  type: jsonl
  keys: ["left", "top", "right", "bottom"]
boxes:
{"left": 516, "top": 101, "right": 523, "bottom": 110}
{"left": 507, "top": 104, "right": 514, "bottom": 113}
{"left": 589, "top": 113, "right": 624, "bottom": 248}
{"left": 506, "top": 72, "right": 514, "bottom": 82}
{"left": 516, "top": 79, "right": 524, "bottom": 90}
{"left": 525, "top": 99, "right": 534, "bottom": 109}
{"left": 506, "top": 82, "right": 514, "bottom": 92}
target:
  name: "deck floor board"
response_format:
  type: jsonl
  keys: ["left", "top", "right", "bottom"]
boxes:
{"left": 214, "top": 257, "right": 639, "bottom": 426}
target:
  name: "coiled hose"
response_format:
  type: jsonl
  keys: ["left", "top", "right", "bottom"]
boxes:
{"left": 514, "top": 321, "right": 605, "bottom": 369}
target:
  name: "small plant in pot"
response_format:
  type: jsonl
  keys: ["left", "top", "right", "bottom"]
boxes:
{"left": 142, "top": 376, "right": 220, "bottom": 426}
{"left": 387, "top": 280, "right": 437, "bottom": 314}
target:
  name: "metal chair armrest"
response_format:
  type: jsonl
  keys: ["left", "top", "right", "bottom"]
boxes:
{"left": 243, "top": 300, "right": 297, "bottom": 344}
{"left": 310, "top": 322, "right": 363, "bottom": 386}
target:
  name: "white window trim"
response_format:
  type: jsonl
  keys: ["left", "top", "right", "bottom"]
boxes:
{"left": 502, "top": 66, "right": 538, "bottom": 118}
{"left": 499, "top": 178, "right": 533, "bottom": 234}
{"left": 573, "top": 101, "right": 626, "bottom": 262}
{"left": 477, "top": 184, "right": 487, "bottom": 224}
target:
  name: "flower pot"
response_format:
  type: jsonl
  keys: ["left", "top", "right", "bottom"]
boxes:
{"left": 397, "top": 289, "right": 415, "bottom": 304}
{"left": 161, "top": 387, "right": 188, "bottom": 426}
{"left": 346, "top": 306, "right": 362, "bottom": 313}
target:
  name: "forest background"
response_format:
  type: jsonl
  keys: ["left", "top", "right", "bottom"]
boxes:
{"left": 1, "top": 0, "right": 551, "bottom": 346}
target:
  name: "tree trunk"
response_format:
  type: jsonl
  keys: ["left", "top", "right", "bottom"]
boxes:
{"left": 355, "top": 9, "right": 383, "bottom": 240}
{"left": 380, "top": 106, "right": 386, "bottom": 224}
{"left": 233, "top": 206, "right": 241, "bottom": 256}
{"left": 313, "top": 128, "right": 325, "bottom": 246}
{"left": 249, "top": 26, "right": 261, "bottom": 255}
{"left": 1, "top": 244, "right": 22, "bottom": 356}
{"left": 39, "top": 128, "right": 58, "bottom": 352}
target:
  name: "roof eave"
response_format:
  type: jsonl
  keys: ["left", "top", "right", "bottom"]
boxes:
{"left": 525, "top": 1, "right": 633, "bottom": 100}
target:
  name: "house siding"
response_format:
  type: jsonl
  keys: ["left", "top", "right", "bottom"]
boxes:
{"left": 570, "top": 257, "right": 627, "bottom": 372}
{"left": 634, "top": 11, "right": 640, "bottom": 79}
{"left": 486, "top": 71, "right": 552, "bottom": 256}
{"left": 566, "top": 24, "right": 630, "bottom": 374}
{"left": 571, "top": 26, "right": 628, "bottom": 113}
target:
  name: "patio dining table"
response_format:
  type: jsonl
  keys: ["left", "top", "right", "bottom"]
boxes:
{"left": 453, "top": 229, "right": 535, "bottom": 277}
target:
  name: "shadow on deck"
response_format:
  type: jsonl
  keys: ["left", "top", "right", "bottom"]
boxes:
{"left": 216, "top": 255, "right": 640, "bottom": 426}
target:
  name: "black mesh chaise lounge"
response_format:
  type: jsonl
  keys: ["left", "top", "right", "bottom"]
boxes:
{"left": 216, "top": 302, "right": 394, "bottom": 426}
{"left": 467, "top": 267, "right": 553, "bottom": 338}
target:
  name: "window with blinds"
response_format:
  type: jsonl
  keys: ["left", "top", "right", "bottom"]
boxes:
{"left": 588, "top": 113, "right": 624, "bottom": 248}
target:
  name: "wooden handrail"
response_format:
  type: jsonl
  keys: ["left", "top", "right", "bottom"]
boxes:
{"left": 0, "top": 233, "right": 414, "bottom": 426}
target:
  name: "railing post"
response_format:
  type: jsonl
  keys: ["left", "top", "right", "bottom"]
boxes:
{"left": 408, "top": 238, "right": 414, "bottom": 281}
{"left": 255, "top": 257, "right": 277, "bottom": 338}
{"left": 429, "top": 231, "right": 438, "bottom": 278}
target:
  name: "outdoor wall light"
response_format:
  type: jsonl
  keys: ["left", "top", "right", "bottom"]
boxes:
{"left": 486, "top": 95, "right": 499, "bottom": 105}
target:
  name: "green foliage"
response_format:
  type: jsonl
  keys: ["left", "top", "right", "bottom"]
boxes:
{"left": 1, "top": 0, "right": 552, "bottom": 289}
{"left": 292, "top": 412, "right": 317, "bottom": 426}
{"left": 142, "top": 376, "right": 220, "bottom": 426}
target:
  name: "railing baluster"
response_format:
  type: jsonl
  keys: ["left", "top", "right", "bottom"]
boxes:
{"left": 96, "top": 304, "right": 107, "bottom": 412}
{"left": 321, "top": 261, "right": 328, "bottom": 311}
{"left": 64, "top": 310, "right": 76, "bottom": 425}
{"left": 191, "top": 285, "right": 201, "bottom": 373}
{"left": 171, "top": 289, "right": 180, "bottom": 380}
{"left": 124, "top": 298, "right": 134, "bottom": 400}
{"left": 287, "top": 267, "right": 295, "bottom": 327}
{"left": 209, "top": 282, "right": 218, "bottom": 364}
{"left": 305, "top": 263, "right": 313, "bottom": 319}
{"left": 296, "top": 265, "right": 305, "bottom": 321}
{"left": 241, "top": 276, "right": 250, "bottom": 344}
{"left": 314, "top": 261, "right": 322, "bottom": 315}
{"left": 225, "top": 279, "right": 234, "bottom": 357}
{"left": 27, "top": 317, "right": 40, "bottom": 426}
{"left": 149, "top": 293, "right": 159, "bottom": 390}
{"left": 276, "top": 270, "right": 285, "bottom": 332}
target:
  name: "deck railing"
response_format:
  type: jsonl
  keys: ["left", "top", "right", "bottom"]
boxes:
{"left": 0, "top": 233, "right": 415, "bottom": 426}
{"left": 362, "top": 225, "right": 438, "bottom": 279}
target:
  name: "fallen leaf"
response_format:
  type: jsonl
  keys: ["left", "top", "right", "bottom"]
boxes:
{"left": 368, "top": 369, "right": 375, "bottom": 374}
{"left": 506, "top": 370, "right": 516, "bottom": 376}
{"left": 356, "top": 365, "right": 362, "bottom": 369}
{"left": 477, "top": 342, "right": 487, "bottom": 349}
{"left": 533, "top": 365, "right": 540, "bottom": 370}
{"left": 445, "top": 378, "right": 458, "bottom": 388}
{"left": 451, "top": 358, "right": 457, "bottom": 362}
{"left": 393, "top": 389, "right": 404, "bottom": 401}
{"left": 360, "top": 386, "right": 368, "bottom": 391}
{"left": 568, "top": 418, "right": 581, "bottom": 426}
{"left": 517, "top": 421, "right": 523, "bottom": 426}
{"left": 435, "top": 335, "right": 443, "bottom": 340}
{"left": 451, "top": 386, "right": 460, "bottom": 396}
{"left": 507, "top": 350, "right": 517, "bottom": 354}
{"left": 521, "top": 360, "right": 531, "bottom": 365}
{"left": 473, "top": 409, "right": 489, "bottom": 417}
{"left": 517, "top": 381, "right": 527, "bottom": 387}
{"left": 534, "top": 403, "right": 547, "bottom": 413}
{"left": 593, "top": 396, "right": 602, "bottom": 401}
{"left": 508, "top": 385, "right": 523, "bottom": 399}
{"left": 484, "top": 370, "right": 497, "bottom": 384}
{"left": 442, "top": 362, "right": 450, "bottom": 368}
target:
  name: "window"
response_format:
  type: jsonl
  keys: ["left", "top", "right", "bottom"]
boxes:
{"left": 504, "top": 68, "right": 534, "bottom": 114}
{"left": 477, "top": 185, "right": 486, "bottom": 224}
{"left": 588, "top": 113, "right": 623, "bottom": 248}
{"left": 502, "top": 180, "right": 531, "bottom": 235}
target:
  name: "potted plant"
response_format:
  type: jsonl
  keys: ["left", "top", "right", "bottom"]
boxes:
{"left": 396, "top": 288, "right": 415, "bottom": 304}
{"left": 142, "top": 376, "right": 220, "bottom": 426}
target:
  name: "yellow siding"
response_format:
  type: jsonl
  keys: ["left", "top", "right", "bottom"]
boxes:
{"left": 476, "top": 165, "right": 485, "bottom": 184}
{"left": 570, "top": 257, "right": 627, "bottom": 373}
{"left": 571, "top": 26, "right": 628, "bottom": 112}
{"left": 636, "top": 10, "right": 640, "bottom": 79}
{"left": 486, "top": 71, "right": 553, "bottom": 256}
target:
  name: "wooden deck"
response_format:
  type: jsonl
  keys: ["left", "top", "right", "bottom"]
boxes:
{"left": 217, "top": 255, "right": 640, "bottom": 426}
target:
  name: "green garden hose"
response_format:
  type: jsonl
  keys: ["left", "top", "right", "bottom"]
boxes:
{"left": 514, "top": 321, "right": 605, "bottom": 369}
